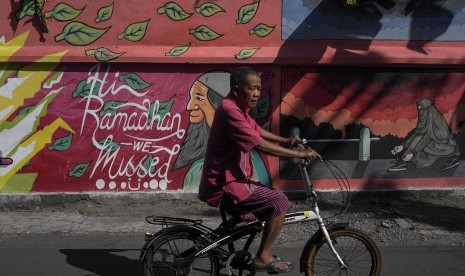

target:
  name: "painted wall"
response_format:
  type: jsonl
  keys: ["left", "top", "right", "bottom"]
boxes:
{"left": 1, "top": 0, "right": 465, "bottom": 193}
{"left": 0, "top": 61, "right": 276, "bottom": 192}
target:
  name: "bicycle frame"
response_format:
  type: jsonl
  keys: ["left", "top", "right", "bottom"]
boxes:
{"left": 141, "top": 147, "right": 348, "bottom": 270}
{"left": 142, "top": 159, "right": 348, "bottom": 271}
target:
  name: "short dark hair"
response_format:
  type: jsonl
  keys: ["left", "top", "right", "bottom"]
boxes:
{"left": 230, "top": 66, "right": 258, "bottom": 89}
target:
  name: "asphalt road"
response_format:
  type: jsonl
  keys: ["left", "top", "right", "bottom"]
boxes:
{"left": 1, "top": 233, "right": 464, "bottom": 276}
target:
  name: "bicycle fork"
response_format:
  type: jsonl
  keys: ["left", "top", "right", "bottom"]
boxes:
{"left": 314, "top": 205, "right": 348, "bottom": 270}
{"left": 299, "top": 162, "right": 347, "bottom": 270}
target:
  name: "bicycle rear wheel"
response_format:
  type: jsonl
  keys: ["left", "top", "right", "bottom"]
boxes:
{"left": 303, "top": 228, "right": 381, "bottom": 276}
{"left": 143, "top": 228, "right": 219, "bottom": 276}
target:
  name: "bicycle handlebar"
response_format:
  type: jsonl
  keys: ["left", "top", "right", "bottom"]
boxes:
{"left": 292, "top": 139, "right": 320, "bottom": 165}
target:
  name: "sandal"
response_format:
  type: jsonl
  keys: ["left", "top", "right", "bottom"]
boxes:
{"left": 254, "top": 256, "right": 295, "bottom": 274}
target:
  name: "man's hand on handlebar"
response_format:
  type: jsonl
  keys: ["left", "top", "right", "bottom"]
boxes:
{"left": 287, "top": 135, "right": 301, "bottom": 146}
{"left": 288, "top": 136, "right": 322, "bottom": 161}
{"left": 299, "top": 147, "right": 322, "bottom": 161}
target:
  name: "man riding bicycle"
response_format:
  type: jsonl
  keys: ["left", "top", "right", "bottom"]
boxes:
{"left": 199, "top": 66, "right": 321, "bottom": 274}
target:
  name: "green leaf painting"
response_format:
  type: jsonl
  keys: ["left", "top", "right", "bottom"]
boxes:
{"left": 44, "top": 71, "right": 65, "bottom": 88}
{"left": 96, "top": 138, "right": 120, "bottom": 152}
{"left": 148, "top": 97, "right": 174, "bottom": 123}
{"left": 189, "top": 25, "right": 223, "bottom": 41}
{"left": 249, "top": 23, "right": 275, "bottom": 37}
{"left": 251, "top": 94, "right": 270, "bottom": 119}
{"left": 118, "top": 73, "right": 151, "bottom": 90}
{"left": 44, "top": 3, "right": 85, "bottom": 22}
{"left": 85, "top": 47, "right": 125, "bottom": 62}
{"left": 48, "top": 132, "right": 73, "bottom": 151}
{"left": 235, "top": 48, "right": 259, "bottom": 60}
{"left": 72, "top": 80, "right": 101, "bottom": 98}
{"left": 15, "top": 0, "right": 37, "bottom": 20}
{"left": 237, "top": 1, "right": 260, "bottom": 24}
{"left": 17, "top": 105, "right": 34, "bottom": 116}
{"left": 117, "top": 19, "right": 150, "bottom": 42}
{"left": 54, "top": 22, "right": 111, "bottom": 46}
{"left": 165, "top": 43, "right": 191, "bottom": 56}
{"left": 143, "top": 154, "right": 156, "bottom": 175}
{"left": 100, "top": 101, "right": 126, "bottom": 117}
{"left": 95, "top": 2, "right": 114, "bottom": 23}
{"left": 69, "top": 162, "right": 92, "bottom": 178}
{"left": 195, "top": 2, "right": 225, "bottom": 17}
{"left": 157, "top": 2, "right": 193, "bottom": 21}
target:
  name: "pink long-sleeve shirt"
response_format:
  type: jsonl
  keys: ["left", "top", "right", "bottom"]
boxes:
{"left": 198, "top": 97, "right": 264, "bottom": 207}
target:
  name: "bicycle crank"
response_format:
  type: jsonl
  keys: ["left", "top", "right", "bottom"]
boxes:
{"left": 225, "top": 250, "right": 256, "bottom": 276}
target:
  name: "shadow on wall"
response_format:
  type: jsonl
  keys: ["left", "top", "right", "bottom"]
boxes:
{"left": 277, "top": 66, "right": 465, "bottom": 182}
{"left": 278, "top": 0, "right": 457, "bottom": 62}
{"left": 9, "top": 0, "right": 48, "bottom": 42}
{"left": 275, "top": 1, "right": 461, "bottom": 174}
{"left": 8, "top": 0, "right": 22, "bottom": 33}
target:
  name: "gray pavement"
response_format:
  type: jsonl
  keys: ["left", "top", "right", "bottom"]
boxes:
{"left": 1, "top": 189, "right": 465, "bottom": 247}
{"left": 2, "top": 233, "right": 465, "bottom": 275}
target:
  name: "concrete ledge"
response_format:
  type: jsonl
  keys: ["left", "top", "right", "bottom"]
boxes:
{"left": 1, "top": 188, "right": 464, "bottom": 208}
{"left": 287, "top": 188, "right": 465, "bottom": 208}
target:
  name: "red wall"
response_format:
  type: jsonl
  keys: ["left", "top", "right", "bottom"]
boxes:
{"left": 2, "top": 1, "right": 465, "bottom": 193}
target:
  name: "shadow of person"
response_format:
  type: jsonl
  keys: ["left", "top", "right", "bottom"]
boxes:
{"left": 277, "top": 0, "right": 393, "bottom": 64}
{"left": 23, "top": 16, "right": 47, "bottom": 42}
{"left": 278, "top": 0, "right": 458, "bottom": 62}
{"left": 8, "top": 0, "right": 22, "bottom": 33}
{"left": 10, "top": 0, "right": 48, "bottom": 42}
{"left": 60, "top": 249, "right": 143, "bottom": 276}
{"left": 405, "top": 0, "right": 455, "bottom": 54}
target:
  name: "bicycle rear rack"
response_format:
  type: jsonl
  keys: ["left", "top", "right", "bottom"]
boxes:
{"left": 146, "top": 215, "right": 203, "bottom": 227}
{"left": 144, "top": 215, "right": 217, "bottom": 242}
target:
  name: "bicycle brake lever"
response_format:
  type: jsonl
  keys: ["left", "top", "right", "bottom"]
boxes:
{"left": 300, "top": 157, "right": 312, "bottom": 166}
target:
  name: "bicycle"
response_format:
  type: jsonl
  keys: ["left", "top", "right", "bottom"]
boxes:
{"left": 140, "top": 140, "right": 381, "bottom": 275}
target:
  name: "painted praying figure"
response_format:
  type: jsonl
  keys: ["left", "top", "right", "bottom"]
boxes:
{"left": 389, "top": 98, "right": 460, "bottom": 172}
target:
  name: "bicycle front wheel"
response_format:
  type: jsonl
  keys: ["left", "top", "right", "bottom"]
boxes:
{"left": 303, "top": 227, "right": 381, "bottom": 276}
{"left": 143, "top": 228, "right": 219, "bottom": 276}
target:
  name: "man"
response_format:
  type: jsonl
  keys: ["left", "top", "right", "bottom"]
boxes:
{"left": 389, "top": 98, "right": 460, "bottom": 172}
{"left": 199, "top": 66, "right": 321, "bottom": 273}
{"left": 173, "top": 71, "right": 270, "bottom": 190}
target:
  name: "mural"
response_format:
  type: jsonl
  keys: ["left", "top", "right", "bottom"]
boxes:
{"left": 279, "top": 0, "right": 465, "bottom": 63}
{"left": 0, "top": 30, "right": 274, "bottom": 192}
{"left": 172, "top": 71, "right": 271, "bottom": 191}
{"left": 6, "top": 1, "right": 279, "bottom": 63}
{"left": 2, "top": 1, "right": 465, "bottom": 193}
{"left": 0, "top": 32, "right": 71, "bottom": 192}
{"left": 389, "top": 99, "right": 460, "bottom": 172}
{"left": 0, "top": 1, "right": 279, "bottom": 193}
{"left": 279, "top": 67, "right": 465, "bottom": 189}
{"left": 283, "top": 0, "right": 465, "bottom": 41}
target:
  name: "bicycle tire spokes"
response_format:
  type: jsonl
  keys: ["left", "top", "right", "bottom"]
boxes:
{"left": 304, "top": 228, "right": 381, "bottom": 276}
